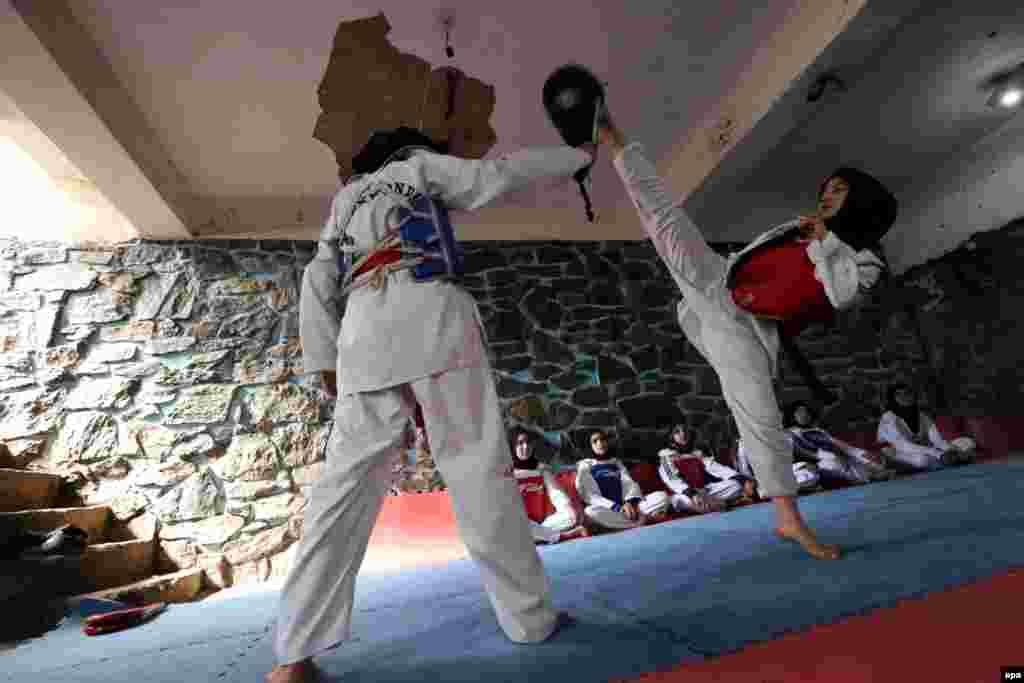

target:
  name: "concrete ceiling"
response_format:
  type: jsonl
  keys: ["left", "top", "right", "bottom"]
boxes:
{"left": 3, "top": 0, "right": 870, "bottom": 244}
{"left": 686, "top": 0, "right": 1024, "bottom": 273}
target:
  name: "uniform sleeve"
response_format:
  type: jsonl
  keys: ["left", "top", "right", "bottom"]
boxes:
{"left": 923, "top": 414, "right": 952, "bottom": 451}
{"left": 734, "top": 441, "right": 755, "bottom": 478}
{"left": 827, "top": 433, "right": 869, "bottom": 460}
{"left": 299, "top": 240, "right": 342, "bottom": 375}
{"left": 411, "top": 147, "right": 592, "bottom": 211}
{"left": 878, "top": 412, "right": 923, "bottom": 451}
{"left": 541, "top": 469, "right": 575, "bottom": 517}
{"left": 807, "top": 236, "right": 886, "bottom": 311}
{"left": 658, "top": 452, "right": 692, "bottom": 496}
{"left": 575, "top": 462, "right": 618, "bottom": 510}
{"left": 786, "top": 430, "right": 816, "bottom": 459}
{"left": 617, "top": 460, "right": 644, "bottom": 503}
{"left": 703, "top": 456, "right": 747, "bottom": 483}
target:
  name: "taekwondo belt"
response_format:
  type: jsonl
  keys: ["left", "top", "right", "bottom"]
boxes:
{"left": 342, "top": 241, "right": 425, "bottom": 295}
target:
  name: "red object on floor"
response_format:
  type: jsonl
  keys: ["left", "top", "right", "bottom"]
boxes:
{"left": 615, "top": 568, "right": 1024, "bottom": 683}
{"left": 83, "top": 602, "right": 167, "bottom": 636}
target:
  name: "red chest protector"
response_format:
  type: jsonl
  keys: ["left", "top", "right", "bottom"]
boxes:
{"left": 730, "top": 239, "right": 835, "bottom": 336}
{"left": 672, "top": 456, "right": 708, "bottom": 490}
{"left": 516, "top": 474, "right": 555, "bottom": 524}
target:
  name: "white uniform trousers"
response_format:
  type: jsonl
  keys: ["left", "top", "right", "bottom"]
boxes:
{"left": 272, "top": 360, "right": 558, "bottom": 664}
{"left": 584, "top": 491, "right": 670, "bottom": 530}
{"left": 815, "top": 451, "right": 890, "bottom": 483}
{"left": 883, "top": 436, "right": 975, "bottom": 470}
{"left": 529, "top": 510, "right": 577, "bottom": 544}
{"left": 612, "top": 144, "right": 799, "bottom": 499}
{"left": 669, "top": 478, "right": 743, "bottom": 513}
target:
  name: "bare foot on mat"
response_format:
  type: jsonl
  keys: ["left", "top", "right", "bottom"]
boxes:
{"left": 266, "top": 659, "right": 322, "bottom": 683}
{"left": 774, "top": 525, "right": 841, "bottom": 560}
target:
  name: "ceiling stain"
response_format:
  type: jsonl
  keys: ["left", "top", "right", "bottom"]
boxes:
{"left": 313, "top": 12, "right": 497, "bottom": 181}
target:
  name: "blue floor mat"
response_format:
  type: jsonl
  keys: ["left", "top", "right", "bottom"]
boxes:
{"left": 4, "top": 462, "right": 1023, "bottom": 683}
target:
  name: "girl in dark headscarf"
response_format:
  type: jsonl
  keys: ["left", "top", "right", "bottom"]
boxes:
{"left": 657, "top": 424, "right": 753, "bottom": 514}
{"left": 575, "top": 430, "right": 671, "bottom": 531}
{"left": 510, "top": 428, "right": 541, "bottom": 471}
{"left": 271, "top": 120, "right": 595, "bottom": 681}
{"left": 510, "top": 429, "right": 587, "bottom": 545}
{"left": 784, "top": 401, "right": 892, "bottom": 484}
{"left": 878, "top": 383, "right": 976, "bottom": 469}
{"left": 593, "top": 102, "right": 899, "bottom": 560}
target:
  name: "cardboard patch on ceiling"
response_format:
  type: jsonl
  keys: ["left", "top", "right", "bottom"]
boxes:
{"left": 313, "top": 13, "right": 497, "bottom": 180}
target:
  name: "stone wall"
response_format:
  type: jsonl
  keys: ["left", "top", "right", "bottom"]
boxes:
{"left": 466, "top": 240, "right": 934, "bottom": 460}
{"left": 890, "top": 218, "right": 1024, "bottom": 416}
{"left": 0, "top": 238, "right": 325, "bottom": 587}
{"left": 2, "top": 222, "right": 1016, "bottom": 588}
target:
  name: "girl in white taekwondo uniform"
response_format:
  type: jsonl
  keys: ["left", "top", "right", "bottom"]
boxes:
{"left": 575, "top": 430, "right": 670, "bottom": 531}
{"left": 511, "top": 429, "right": 587, "bottom": 544}
{"left": 267, "top": 128, "right": 594, "bottom": 683}
{"left": 785, "top": 401, "right": 893, "bottom": 484}
{"left": 595, "top": 105, "right": 898, "bottom": 561}
{"left": 877, "top": 383, "right": 976, "bottom": 470}
{"left": 658, "top": 425, "right": 754, "bottom": 514}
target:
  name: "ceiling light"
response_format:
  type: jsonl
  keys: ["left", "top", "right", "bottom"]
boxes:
{"left": 987, "top": 66, "right": 1024, "bottom": 109}
{"left": 999, "top": 87, "right": 1022, "bottom": 108}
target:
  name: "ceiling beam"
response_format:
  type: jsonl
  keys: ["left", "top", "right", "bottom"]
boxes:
{"left": 658, "top": 0, "right": 871, "bottom": 203}
{"left": 2, "top": 0, "right": 196, "bottom": 241}
{"left": 197, "top": 204, "right": 639, "bottom": 243}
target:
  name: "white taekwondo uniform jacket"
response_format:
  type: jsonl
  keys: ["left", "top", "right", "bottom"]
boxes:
{"left": 612, "top": 143, "right": 885, "bottom": 378}
{"left": 300, "top": 146, "right": 592, "bottom": 396}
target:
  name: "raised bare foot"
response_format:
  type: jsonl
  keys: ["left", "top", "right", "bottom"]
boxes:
{"left": 774, "top": 525, "right": 841, "bottom": 560}
{"left": 266, "top": 659, "right": 321, "bottom": 683}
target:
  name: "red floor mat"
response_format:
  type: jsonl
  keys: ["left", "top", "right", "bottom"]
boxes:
{"left": 363, "top": 492, "right": 467, "bottom": 572}
{"left": 617, "top": 568, "right": 1024, "bottom": 683}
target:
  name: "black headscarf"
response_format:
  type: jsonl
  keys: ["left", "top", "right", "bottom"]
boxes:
{"left": 819, "top": 167, "right": 899, "bottom": 256}
{"left": 782, "top": 401, "right": 818, "bottom": 429}
{"left": 886, "top": 383, "right": 920, "bottom": 435}
{"left": 588, "top": 430, "right": 614, "bottom": 461}
{"left": 727, "top": 166, "right": 897, "bottom": 293}
{"left": 665, "top": 424, "right": 696, "bottom": 453}
{"left": 351, "top": 127, "right": 448, "bottom": 176}
{"left": 510, "top": 429, "right": 540, "bottom": 471}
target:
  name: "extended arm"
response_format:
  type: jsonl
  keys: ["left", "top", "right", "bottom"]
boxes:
{"left": 413, "top": 147, "right": 592, "bottom": 211}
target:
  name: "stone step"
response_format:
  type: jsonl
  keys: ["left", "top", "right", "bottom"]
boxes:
{"left": 0, "top": 505, "right": 112, "bottom": 545}
{"left": 74, "top": 568, "right": 204, "bottom": 605}
{"left": 77, "top": 539, "right": 155, "bottom": 592}
{"left": 0, "top": 468, "right": 63, "bottom": 512}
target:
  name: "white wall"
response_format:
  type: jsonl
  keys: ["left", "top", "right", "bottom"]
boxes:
{"left": 884, "top": 109, "right": 1024, "bottom": 274}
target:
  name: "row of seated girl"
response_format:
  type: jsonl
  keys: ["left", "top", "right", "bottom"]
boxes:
{"left": 513, "top": 381, "right": 979, "bottom": 544}
{"left": 735, "top": 381, "right": 978, "bottom": 494}
{"left": 511, "top": 425, "right": 756, "bottom": 543}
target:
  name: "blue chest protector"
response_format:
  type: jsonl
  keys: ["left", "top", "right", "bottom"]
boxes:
{"left": 393, "top": 194, "right": 465, "bottom": 282}
{"left": 589, "top": 463, "right": 624, "bottom": 506}
{"left": 336, "top": 192, "right": 465, "bottom": 293}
